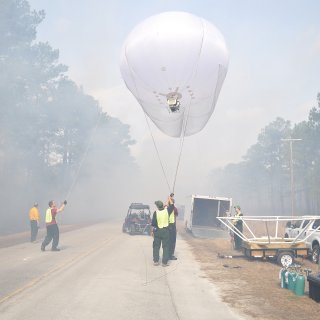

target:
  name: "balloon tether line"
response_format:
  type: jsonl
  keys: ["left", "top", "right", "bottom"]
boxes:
{"left": 171, "top": 99, "right": 192, "bottom": 193}
{"left": 143, "top": 113, "right": 171, "bottom": 193}
{"left": 171, "top": 20, "right": 205, "bottom": 193}
{"left": 65, "top": 111, "right": 103, "bottom": 201}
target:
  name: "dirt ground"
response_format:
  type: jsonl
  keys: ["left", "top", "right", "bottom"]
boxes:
{"left": 179, "top": 226, "right": 320, "bottom": 320}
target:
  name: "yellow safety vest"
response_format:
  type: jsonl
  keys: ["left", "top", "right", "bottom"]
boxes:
{"left": 45, "top": 208, "right": 52, "bottom": 223}
{"left": 233, "top": 212, "right": 243, "bottom": 226}
{"left": 29, "top": 207, "right": 40, "bottom": 221}
{"left": 156, "top": 208, "right": 169, "bottom": 229}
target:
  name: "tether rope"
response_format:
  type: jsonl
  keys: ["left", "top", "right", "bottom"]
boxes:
{"left": 171, "top": 20, "right": 205, "bottom": 193}
{"left": 123, "top": 21, "right": 205, "bottom": 193}
{"left": 65, "top": 111, "right": 102, "bottom": 201}
{"left": 143, "top": 112, "right": 171, "bottom": 193}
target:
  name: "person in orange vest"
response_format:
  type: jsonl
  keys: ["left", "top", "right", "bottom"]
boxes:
{"left": 41, "top": 200, "right": 67, "bottom": 252}
{"left": 151, "top": 195, "right": 174, "bottom": 267}
{"left": 29, "top": 203, "right": 40, "bottom": 242}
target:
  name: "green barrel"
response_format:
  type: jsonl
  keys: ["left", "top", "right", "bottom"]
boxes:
{"left": 294, "top": 274, "right": 305, "bottom": 296}
{"left": 287, "top": 272, "right": 297, "bottom": 292}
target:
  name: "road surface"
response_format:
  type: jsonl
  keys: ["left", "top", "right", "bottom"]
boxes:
{"left": 0, "top": 223, "right": 243, "bottom": 320}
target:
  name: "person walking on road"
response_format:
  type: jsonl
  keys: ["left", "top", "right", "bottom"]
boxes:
{"left": 41, "top": 200, "right": 67, "bottom": 252}
{"left": 152, "top": 196, "right": 174, "bottom": 266}
{"left": 232, "top": 205, "right": 243, "bottom": 251}
{"left": 29, "top": 203, "right": 40, "bottom": 242}
{"left": 168, "top": 193, "right": 178, "bottom": 260}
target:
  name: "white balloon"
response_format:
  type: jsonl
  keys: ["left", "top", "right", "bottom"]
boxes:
{"left": 120, "top": 11, "right": 229, "bottom": 137}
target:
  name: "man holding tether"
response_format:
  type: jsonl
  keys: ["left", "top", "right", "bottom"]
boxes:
{"left": 41, "top": 200, "right": 67, "bottom": 252}
{"left": 151, "top": 195, "right": 174, "bottom": 266}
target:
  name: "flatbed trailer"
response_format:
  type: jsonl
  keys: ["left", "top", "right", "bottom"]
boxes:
{"left": 242, "top": 239, "right": 308, "bottom": 266}
{"left": 217, "top": 215, "right": 320, "bottom": 267}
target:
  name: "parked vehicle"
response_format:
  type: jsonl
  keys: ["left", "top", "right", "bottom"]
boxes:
{"left": 122, "top": 203, "right": 151, "bottom": 235}
{"left": 284, "top": 217, "right": 320, "bottom": 263}
{"left": 184, "top": 195, "right": 232, "bottom": 238}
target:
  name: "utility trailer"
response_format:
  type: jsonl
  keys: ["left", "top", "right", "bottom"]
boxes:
{"left": 184, "top": 195, "right": 232, "bottom": 238}
{"left": 217, "top": 215, "right": 320, "bottom": 267}
{"left": 242, "top": 239, "right": 308, "bottom": 267}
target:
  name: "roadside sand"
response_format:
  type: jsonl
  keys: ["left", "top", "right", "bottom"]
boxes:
{"left": 180, "top": 228, "right": 320, "bottom": 320}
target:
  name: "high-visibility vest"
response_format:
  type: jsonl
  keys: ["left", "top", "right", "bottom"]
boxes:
{"left": 29, "top": 207, "right": 39, "bottom": 221}
{"left": 233, "top": 212, "right": 243, "bottom": 226}
{"left": 169, "top": 209, "right": 175, "bottom": 224}
{"left": 45, "top": 208, "right": 52, "bottom": 223}
{"left": 156, "top": 208, "right": 169, "bottom": 229}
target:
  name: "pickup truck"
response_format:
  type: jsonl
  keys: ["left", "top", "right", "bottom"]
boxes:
{"left": 284, "top": 217, "right": 320, "bottom": 263}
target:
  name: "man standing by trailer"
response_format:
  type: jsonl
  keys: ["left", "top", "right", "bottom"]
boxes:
{"left": 41, "top": 200, "right": 67, "bottom": 252}
{"left": 232, "top": 205, "right": 243, "bottom": 251}
{"left": 29, "top": 203, "right": 40, "bottom": 242}
{"left": 152, "top": 195, "right": 174, "bottom": 267}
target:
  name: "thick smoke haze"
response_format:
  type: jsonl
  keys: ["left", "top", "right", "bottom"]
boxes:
{"left": 1, "top": 1, "right": 320, "bottom": 235}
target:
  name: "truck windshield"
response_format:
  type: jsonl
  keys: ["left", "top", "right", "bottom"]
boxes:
{"left": 302, "top": 220, "right": 310, "bottom": 228}
{"left": 312, "top": 219, "right": 320, "bottom": 229}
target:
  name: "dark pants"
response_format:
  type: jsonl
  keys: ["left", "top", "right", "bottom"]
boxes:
{"left": 153, "top": 227, "right": 169, "bottom": 264}
{"left": 30, "top": 220, "right": 38, "bottom": 242}
{"left": 41, "top": 224, "right": 59, "bottom": 249}
{"left": 234, "top": 224, "right": 243, "bottom": 250}
{"left": 168, "top": 223, "right": 176, "bottom": 258}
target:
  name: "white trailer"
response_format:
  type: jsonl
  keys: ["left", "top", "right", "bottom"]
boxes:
{"left": 184, "top": 195, "right": 232, "bottom": 238}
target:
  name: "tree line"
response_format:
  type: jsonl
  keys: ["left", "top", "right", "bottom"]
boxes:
{"left": 0, "top": 0, "right": 138, "bottom": 234}
{"left": 210, "top": 94, "right": 320, "bottom": 216}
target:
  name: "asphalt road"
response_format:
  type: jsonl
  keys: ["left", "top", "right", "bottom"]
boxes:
{"left": 0, "top": 223, "right": 243, "bottom": 320}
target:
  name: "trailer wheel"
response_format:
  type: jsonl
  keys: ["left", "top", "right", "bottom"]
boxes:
{"left": 311, "top": 245, "right": 319, "bottom": 264}
{"left": 277, "top": 252, "right": 294, "bottom": 267}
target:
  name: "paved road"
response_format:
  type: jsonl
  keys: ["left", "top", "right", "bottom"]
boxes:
{"left": 0, "top": 223, "right": 243, "bottom": 320}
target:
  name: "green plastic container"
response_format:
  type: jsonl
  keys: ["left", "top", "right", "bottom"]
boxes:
{"left": 294, "top": 274, "right": 305, "bottom": 296}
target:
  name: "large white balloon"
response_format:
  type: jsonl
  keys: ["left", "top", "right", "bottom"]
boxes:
{"left": 120, "top": 11, "right": 229, "bottom": 137}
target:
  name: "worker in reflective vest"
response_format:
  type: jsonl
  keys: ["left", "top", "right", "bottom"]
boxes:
{"left": 41, "top": 200, "right": 67, "bottom": 252}
{"left": 232, "top": 205, "right": 243, "bottom": 250}
{"left": 29, "top": 202, "right": 40, "bottom": 242}
{"left": 168, "top": 193, "right": 178, "bottom": 260}
{"left": 152, "top": 196, "right": 174, "bottom": 266}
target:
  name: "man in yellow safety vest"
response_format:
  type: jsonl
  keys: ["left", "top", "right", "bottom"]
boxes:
{"left": 232, "top": 205, "right": 243, "bottom": 250}
{"left": 151, "top": 195, "right": 174, "bottom": 267}
{"left": 41, "top": 200, "right": 67, "bottom": 252}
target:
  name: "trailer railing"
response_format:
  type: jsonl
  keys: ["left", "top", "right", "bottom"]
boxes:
{"left": 217, "top": 215, "right": 320, "bottom": 244}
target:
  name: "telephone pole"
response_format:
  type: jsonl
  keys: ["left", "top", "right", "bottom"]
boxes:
{"left": 281, "top": 138, "right": 302, "bottom": 216}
